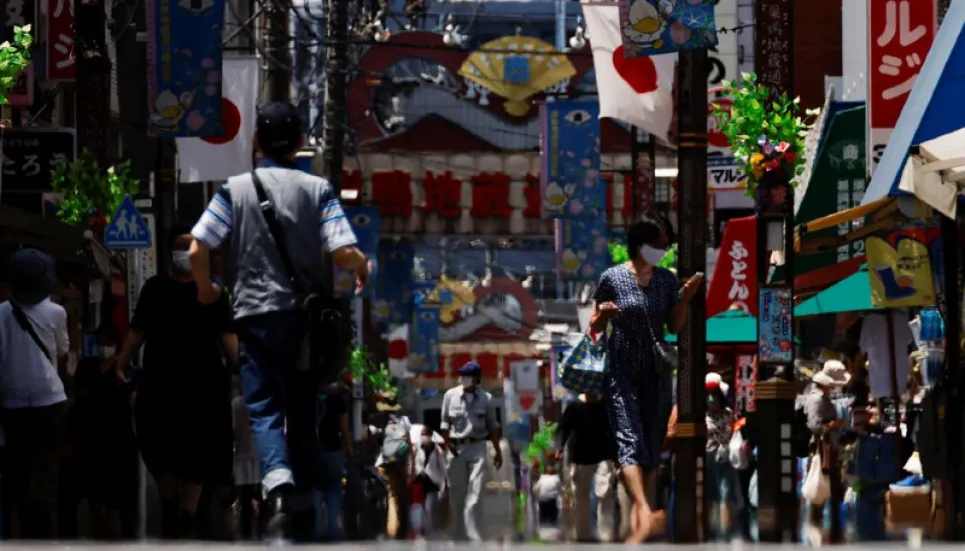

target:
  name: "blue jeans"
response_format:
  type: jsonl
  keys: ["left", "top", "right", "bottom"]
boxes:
{"left": 237, "top": 311, "right": 321, "bottom": 496}
{"left": 316, "top": 451, "right": 345, "bottom": 541}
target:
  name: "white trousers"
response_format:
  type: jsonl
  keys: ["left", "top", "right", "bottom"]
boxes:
{"left": 446, "top": 441, "right": 487, "bottom": 541}
{"left": 567, "top": 461, "right": 628, "bottom": 542}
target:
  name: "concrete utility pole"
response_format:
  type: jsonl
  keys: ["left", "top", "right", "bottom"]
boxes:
{"left": 266, "top": 0, "right": 293, "bottom": 101}
{"left": 75, "top": 0, "right": 112, "bottom": 168}
{"left": 671, "top": 47, "right": 709, "bottom": 544}
{"left": 322, "top": 0, "right": 349, "bottom": 193}
{"left": 754, "top": 0, "right": 798, "bottom": 542}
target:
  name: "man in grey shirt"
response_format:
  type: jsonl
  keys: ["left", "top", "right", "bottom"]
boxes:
{"left": 189, "top": 101, "right": 369, "bottom": 540}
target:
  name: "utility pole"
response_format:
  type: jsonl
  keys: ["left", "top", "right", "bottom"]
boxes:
{"left": 323, "top": 0, "right": 349, "bottom": 193}
{"left": 266, "top": 0, "right": 293, "bottom": 101}
{"left": 671, "top": 48, "right": 709, "bottom": 544}
{"left": 75, "top": 0, "right": 111, "bottom": 167}
{"left": 754, "top": 0, "right": 797, "bottom": 542}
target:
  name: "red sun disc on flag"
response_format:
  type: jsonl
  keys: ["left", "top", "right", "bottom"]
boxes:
{"left": 388, "top": 338, "right": 408, "bottom": 360}
{"left": 201, "top": 98, "right": 242, "bottom": 145}
{"left": 612, "top": 45, "right": 658, "bottom": 94}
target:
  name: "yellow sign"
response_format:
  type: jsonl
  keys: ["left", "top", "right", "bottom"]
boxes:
{"left": 866, "top": 236, "right": 936, "bottom": 308}
{"left": 458, "top": 36, "right": 576, "bottom": 117}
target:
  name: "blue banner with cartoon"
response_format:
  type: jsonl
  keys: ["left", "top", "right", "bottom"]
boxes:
{"left": 374, "top": 241, "right": 415, "bottom": 325}
{"left": 556, "top": 218, "right": 608, "bottom": 282}
{"left": 410, "top": 301, "right": 440, "bottom": 374}
{"left": 619, "top": 0, "right": 719, "bottom": 57}
{"left": 333, "top": 207, "right": 380, "bottom": 298}
{"left": 758, "top": 287, "right": 793, "bottom": 363}
{"left": 540, "top": 99, "right": 605, "bottom": 219}
{"left": 146, "top": 0, "right": 227, "bottom": 137}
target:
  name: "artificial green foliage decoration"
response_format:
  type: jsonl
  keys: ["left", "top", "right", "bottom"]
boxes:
{"left": 349, "top": 346, "right": 397, "bottom": 397}
{"left": 608, "top": 242, "right": 630, "bottom": 266}
{"left": 523, "top": 421, "right": 558, "bottom": 471}
{"left": 0, "top": 26, "right": 32, "bottom": 105}
{"left": 656, "top": 243, "right": 678, "bottom": 275}
{"left": 50, "top": 149, "right": 140, "bottom": 228}
{"left": 712, "top": 72, "right": 819, "bottom": 198}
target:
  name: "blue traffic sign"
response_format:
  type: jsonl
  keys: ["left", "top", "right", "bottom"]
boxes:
{"left": 105, "top": 195, "right": 152, "bottom": 250}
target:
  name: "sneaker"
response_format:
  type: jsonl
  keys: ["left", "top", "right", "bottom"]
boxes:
{"left": 264, "top": 483, "right": 294, "bottom": 542}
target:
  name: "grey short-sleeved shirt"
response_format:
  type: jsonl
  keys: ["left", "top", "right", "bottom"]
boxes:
{"left": 440, "top": 386, "right": 500, "bottom": 441}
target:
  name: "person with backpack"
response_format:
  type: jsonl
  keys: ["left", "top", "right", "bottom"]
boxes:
{"left": 188, "top": 101, "right": 370, "bottom": 541}
{"left": 376, "top": 413, "right": 413, "bottom": 539}
{"left": 0, "top": 249, "right": 70, "bottom": 539}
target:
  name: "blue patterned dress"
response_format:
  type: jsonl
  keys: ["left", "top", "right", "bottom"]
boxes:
{"left": 594, "top": 264, "right": 679, "bottom": 470}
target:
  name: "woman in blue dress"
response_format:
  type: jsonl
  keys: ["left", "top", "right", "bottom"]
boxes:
{"left": 589, "top": 221, "right": 702, "bottom": 543}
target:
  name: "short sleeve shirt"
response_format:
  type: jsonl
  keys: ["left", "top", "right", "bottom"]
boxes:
{"left": 440, "top": 386, "right": 500, "bottom": 440}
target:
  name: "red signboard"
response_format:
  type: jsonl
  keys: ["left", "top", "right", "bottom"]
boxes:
{"left": 706, "top": 215, "right": 758, "bottom": 318}
{"left": 867, "top": 0, "right": 936, "bottom": 173}
{"left": 47, "top": 0, "right": 75, "bottom": 81}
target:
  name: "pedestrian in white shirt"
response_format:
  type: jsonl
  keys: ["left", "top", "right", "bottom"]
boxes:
{"left": 0, "top": 249, "right": 70, "bottom": 539}
{"left": 411, "top": 425, "right": 449, "bottom": 538}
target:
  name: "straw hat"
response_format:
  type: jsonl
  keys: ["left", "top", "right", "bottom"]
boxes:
{"left": 812, "top": 360, "right": 851, "bottom": 388}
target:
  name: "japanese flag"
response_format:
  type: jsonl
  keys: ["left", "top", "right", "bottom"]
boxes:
{"left": 176, "top": 56, "right": 259, "bottom": 183}
{"left": 581, "top": 2, "right": 676, "bottom": 141}
{"left": 387, "top": 324, "right": 413, "bottom": 378}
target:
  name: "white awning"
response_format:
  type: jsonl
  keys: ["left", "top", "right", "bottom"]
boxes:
{"left": 897, "top": 127, "right": 965, "bottom": 218}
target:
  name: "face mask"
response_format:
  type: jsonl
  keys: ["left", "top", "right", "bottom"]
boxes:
{"left": 460, "top": 376, "right": 475, "bottom": 388}
{"left": 421, "top": 436, "right": 433, "bottom": 447}
{"left": 640, "top": 244, "right": 667, "bottom": 266}
{"left": 171, "top": 251, "right": 192, "bottom": 273}
{"left": 101, "top": 346, "right": 116, "bottom": 358}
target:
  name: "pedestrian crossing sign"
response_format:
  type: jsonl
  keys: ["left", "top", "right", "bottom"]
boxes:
{"left": 105, "top": 195, "right": 152, "bottom": 250}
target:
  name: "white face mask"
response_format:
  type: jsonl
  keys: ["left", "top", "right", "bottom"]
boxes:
{"left": 460, "top": 376, "right": 475, "bottom": 388}
{"left": 640, "top": 244, "right": 667, "bottom": 266}
{"left": 171, "top": 250, "right": 192, "bottom": 273}
{"left": 421, "top": 436, "right": 433, "bottom": 447}
{"left": 101, "top": 346, "right": 116, "bottom": 358}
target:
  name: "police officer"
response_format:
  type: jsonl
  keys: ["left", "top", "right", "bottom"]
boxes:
{"left": 439, "top": 361, "right": 503, "bottom": 541}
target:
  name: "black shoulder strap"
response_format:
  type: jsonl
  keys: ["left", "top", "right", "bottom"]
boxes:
{"left": 10, "top": 301, "right": 52, "bottom": 363}
{"left": 250, "top": 169, "right": 298, "bottom": 289}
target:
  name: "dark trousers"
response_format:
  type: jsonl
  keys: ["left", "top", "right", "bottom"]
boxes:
{"left": 1, "top": 404, "right": 66, "bottom": 539}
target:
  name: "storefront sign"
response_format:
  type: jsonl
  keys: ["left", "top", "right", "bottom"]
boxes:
{"left": 758, "top": 287, "right": 793, "bottom": 363}
{"left": 867, "top": 0, "right": 937, "bottom": 174}
{"left": 707, "top": 215, "right": 757, "bottom": 317}
{"left": 540, "top": 99, "right": 604, "bottom": 219}
{"left": 511, "top": 359, "right": 541, "bottom": 414}
{"left": 7, "top": 63, "right": 32, "bottom": 107}
{"left": 867, "top": 231, "right": 936, "bottom": 308}
{"left": 0, "top": 128, "right": 76, "bottom": 192}
{"left": 47, "top": 0, "right": 75, "bottom": 81}
{"left": 0, "top": 0, "right": 35, "bottom": 42}
{"left": 619, "top": 0, "right": 719, "bottom": 57}
{"left": 707, "top": 156, "right": 746, "bottom": 190}
{"left": 735, "top": 354, "right": 757, "bottom": 413}
{"left": 433, "top": 277, "right": 539, "bottom": 342}
{"left": 755, "top": 0, "right": 793, "bottom": 94}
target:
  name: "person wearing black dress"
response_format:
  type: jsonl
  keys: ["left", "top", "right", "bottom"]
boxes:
{"left": 112, "top": 226, "right": 238, "bottom": 539}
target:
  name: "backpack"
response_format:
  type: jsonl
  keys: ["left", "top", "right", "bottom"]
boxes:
{"left": 381, "top": 419, "right": 410, "bottom": 463}
{"left": 791, "top": 405, "right": 812, "bottom": 458}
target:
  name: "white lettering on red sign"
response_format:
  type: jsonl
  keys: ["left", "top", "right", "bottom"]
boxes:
{"left": 727, "top": 239, "right": 750, "bottom": 311}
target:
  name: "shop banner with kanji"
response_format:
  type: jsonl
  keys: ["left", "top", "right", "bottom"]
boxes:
{"left": 374, "top": 240, "right": 415, "bottom": 326}
{"left": 333, "top": 206, "right": 380, "bottom": 298}
{"left": 540, "top": 99, "right": 605, "bottom": 219}
{"left": 146, "top": 0, "right": 227, "bottom": 137}
{"left": 617, "top": 0, "right": 719, "bottom": 57}
{"left": 867, "top": 0, "right": 937, "bottom": 174}
{"left": 556, "top": 218, "right": 609, "bottom": 283}
{"left": 706, "top": 215, "right": 757, "bottom": 318}
{"left": 47, "top": 0, "right": 75, "bottom": 81}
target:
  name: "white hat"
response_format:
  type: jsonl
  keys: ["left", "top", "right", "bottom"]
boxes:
{"left": 705, "top": 372, "right": 730, "bottom": 395}
{"left": 812, "top": 360, "right": 851, "bottom": 387}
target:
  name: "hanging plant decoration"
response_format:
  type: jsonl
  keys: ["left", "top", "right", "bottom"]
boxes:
{"left": 50, "top": 149, "right": 140, "bottom": 229}
{"left": 712, "top": 73, "right": 819, "bottom": 209}
{"left": 0, "top": 26, "right": 32, "bottom": 105}
{"left": 523, "top": 421, "right": 558, "bottom": 473}
{"left": 608, "top": 242, "right": 630, "bottom": 266}
{"left": 349, "top": 346, "right": 397, "bottom": 398}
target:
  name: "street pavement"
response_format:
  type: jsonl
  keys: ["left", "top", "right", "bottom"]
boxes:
{"left": 0, "top": 543, "right": 941, "bottom": 549}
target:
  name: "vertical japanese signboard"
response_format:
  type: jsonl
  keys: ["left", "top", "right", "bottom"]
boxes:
{"left": 47, "top": 0, "right": 76, "bottom": 81}
{"left": 0, "top": 0, "right": 34, "bottom": 42}
{"left": 755, "top": 0, "right": 793, "bottom": 95}
{"left": 539, "top": 99, "right": 605, "bottom": 219}
{"left": 867, "top": 0, "right": 937, "bottom": 174}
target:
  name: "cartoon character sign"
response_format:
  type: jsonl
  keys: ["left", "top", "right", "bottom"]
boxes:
{"left": 623, "top": 0, "right": 674, "bottom": 50}
{"left": 618, "top": 0, "right": 719, "bottom": 57}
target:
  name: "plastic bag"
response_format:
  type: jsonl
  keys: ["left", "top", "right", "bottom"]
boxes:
{"left": 802, "top": 454, "right": 831, "bottom": 505}
{"left": 729, "top": 430, "right": 749, "bottom": 470}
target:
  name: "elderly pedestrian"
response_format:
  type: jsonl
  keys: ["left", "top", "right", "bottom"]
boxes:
{"left": 439, "top": 361, "right": 503, "bottom": 541}
{"left": 804, "top": 360, "right": 849, "bottom": 543}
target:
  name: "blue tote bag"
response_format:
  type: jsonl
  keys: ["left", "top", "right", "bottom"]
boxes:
{"left": 559, "top": 332, "right": 607, "bottom": 394}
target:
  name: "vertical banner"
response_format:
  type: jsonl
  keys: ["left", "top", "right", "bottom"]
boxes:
{"left": 734, "top": 355, "right": 758, "bottom": 413}
{"left": 375, "top": 241, "right": 415, "bottom": 325}
{"left": 618, "top": 0, "right": 718, "bottom": 56}
{"left": 758, "top": 287, "right": 793, "bottom": 363}
{"left": 706, "top": 215, "right": 757, "bottom": 318}
{"left": 867, "top": 0, "right": 936, "bottom": 174}
{"left": 410, "top": 299, "right": 440, "bottom": 374}
{"left": 556, "top": 218, "right": 608, "bottom": 282}
{"left": 47, "top": 0, "right": 75, "bottom": 81}
{"left": 540, "top": 99, "right": 605, "bottom": 219}
{"left": 145, "top": 0, "right": 227, "bottom": 137}
{"left": 333, "top": 206, "right": 380, "bottom": 298}
{"left": 511, "top": 359, "right": 541, "bottom": 415}
{"left": 755, "top": 0, "right": 793, "bottom": 94}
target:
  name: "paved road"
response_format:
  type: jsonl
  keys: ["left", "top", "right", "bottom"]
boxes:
{"left": 0, "top": 543, "right": 938, "bottom": 550}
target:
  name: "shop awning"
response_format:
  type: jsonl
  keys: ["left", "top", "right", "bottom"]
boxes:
{"left": 861, "top": 0, "right": 965, "bottom": 206}
{"left": 896, "top": 127, "right": 965, "bottom": 218}
{"left": 794, "top": 265, "right": 879, "bottom": 317}
{"left": 666, "top": 310, "right": 756, "bottom": 344}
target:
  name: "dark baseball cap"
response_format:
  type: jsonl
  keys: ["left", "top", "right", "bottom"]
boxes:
{"left": 256, "top": 101, "right": 303, "bottom": 159}
{"left": 9, "top": 248, "right": 55, "bottom": 306}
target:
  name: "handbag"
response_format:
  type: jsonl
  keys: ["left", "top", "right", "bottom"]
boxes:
{"left": 802, "top": 452, "right": 831, "bottom": 505}
{"left": 558, "top": 332, "right": 607, "bottom": 395}
{"left": 639, "top": 293, "right": 678, "bottom": 374}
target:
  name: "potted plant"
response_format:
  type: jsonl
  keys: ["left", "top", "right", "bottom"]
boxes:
{"left": 50, "top": 149, "right": 139, "bottom": 232}
{"left": 712, "top": 73, "right": 818, "bottom": 213}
